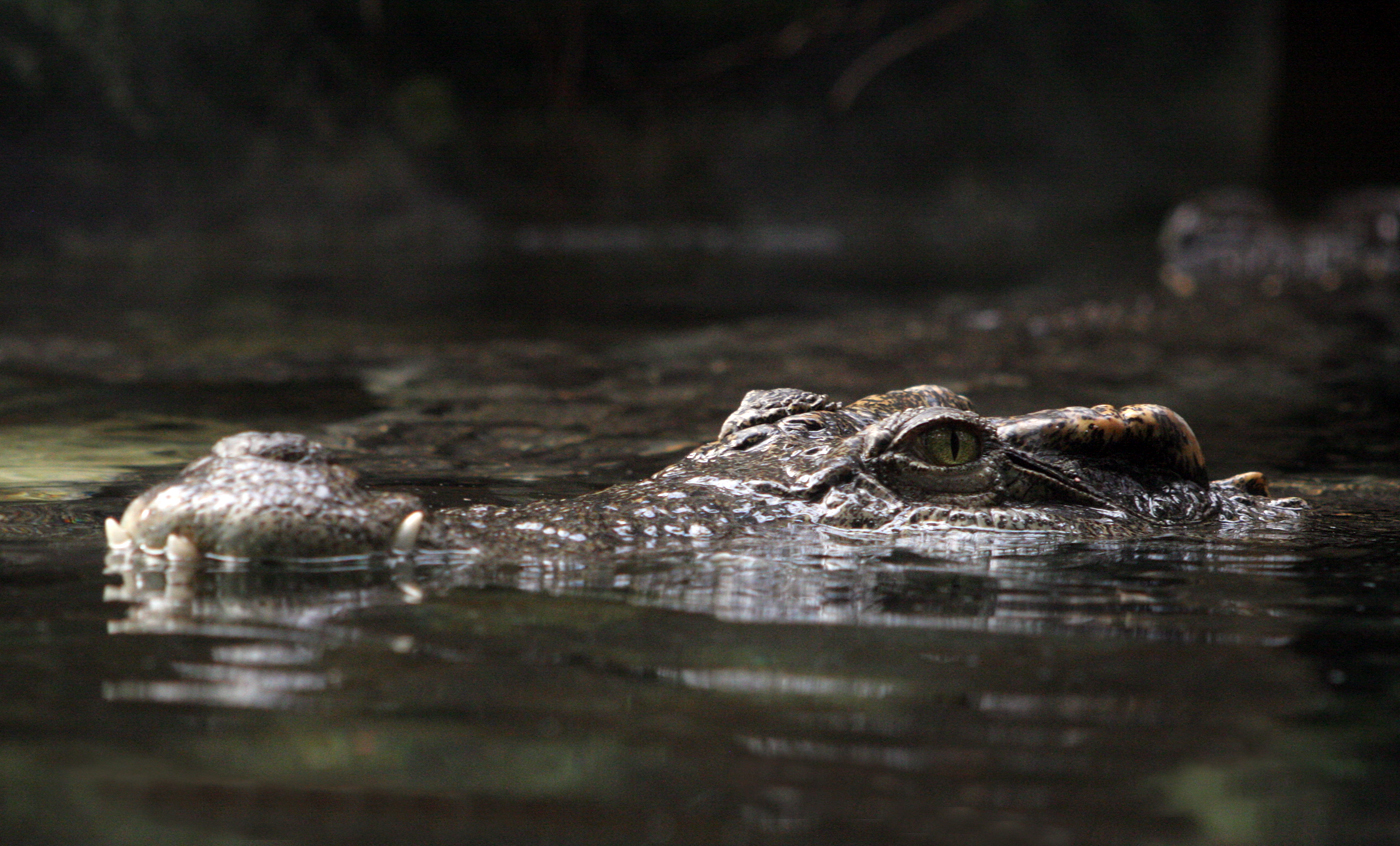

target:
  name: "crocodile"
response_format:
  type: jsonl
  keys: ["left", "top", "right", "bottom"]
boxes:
{"left": 105, "top": 385, "right": 1307, "bottom": 562}
{"left": 1159, "top": 186, "right": 1400, "bottom": 298}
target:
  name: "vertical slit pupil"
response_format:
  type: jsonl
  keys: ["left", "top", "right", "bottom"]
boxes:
{"left": 917, "top": 424, "right": 978, "bottom": 466}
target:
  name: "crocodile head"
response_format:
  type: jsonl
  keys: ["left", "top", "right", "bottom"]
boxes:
{"left": 672, "top": 385, "right": 1288, "bottom": 534}
{"left": 106, "top": 386, "right": 1306, "bottom": 561}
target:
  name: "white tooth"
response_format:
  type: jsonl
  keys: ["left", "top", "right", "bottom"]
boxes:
{"left": 105, "top": 518, "right": 132, "bottom": 549}
{"left": 391, "top": 511, "right": 424, "bottom": 553}
{"left": 165, "top": 533, "right": 200, "bottom": 562}
{"left": 119, "top": 496, "right": 147, "bottom": 536}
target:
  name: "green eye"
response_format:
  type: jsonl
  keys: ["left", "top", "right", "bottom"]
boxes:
{"left": 916, "top": 424, "right": 981, "bottom": 466}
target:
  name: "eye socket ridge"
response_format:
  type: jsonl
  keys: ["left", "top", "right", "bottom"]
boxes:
{"left": 726, "top": 425, "right": 776, "bottom": 452}
{"left": 778, "top": 413, "right": 826, "bottom": 433}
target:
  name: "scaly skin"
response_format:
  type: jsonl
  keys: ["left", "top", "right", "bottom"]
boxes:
{"left": 106, "top": 386, "right": 1308, "bottom": 561}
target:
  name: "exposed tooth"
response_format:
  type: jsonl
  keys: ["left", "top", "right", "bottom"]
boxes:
{"left": 165, "top": 533, "right": 200, "bottom": 562}
{"left": 104, "top": 517, "right": 132, "bottom": 549}
{"left": 119, "top": 498, "right": 146, "bottom": 536}
{"left": 391, "top": 511, "right": 424, "bottom": 553}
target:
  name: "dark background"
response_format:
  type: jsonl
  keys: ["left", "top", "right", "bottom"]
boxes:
{"left": 1, "top": 0, "right": 1397, "bottom": 332}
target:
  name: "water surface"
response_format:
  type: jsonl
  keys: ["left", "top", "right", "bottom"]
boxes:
{"left": 3, "top": 380, "right": 1400, "bottom": 846}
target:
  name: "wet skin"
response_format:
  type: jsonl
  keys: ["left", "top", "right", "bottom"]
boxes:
{"left": 107, "top": 385, "right": 1307, "bottom": 561}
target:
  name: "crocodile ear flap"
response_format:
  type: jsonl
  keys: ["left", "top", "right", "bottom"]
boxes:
{"left": 996, "top": 404, "right": 1209, "bottom": 486}
{"left": 719, "top": 389, "right": 842, "bottom": 439}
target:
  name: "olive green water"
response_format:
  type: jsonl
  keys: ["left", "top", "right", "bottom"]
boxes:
{"left": 3, "top": 309, "right": 1400, "bottom": 846}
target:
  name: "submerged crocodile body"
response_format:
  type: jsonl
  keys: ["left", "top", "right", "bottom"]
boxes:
{"left": 107, "top": 385, "right": 1306, "bottom": 561}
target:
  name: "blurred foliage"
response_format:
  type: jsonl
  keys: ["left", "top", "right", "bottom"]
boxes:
{"left": 0, "top": 0, "right": 1275, "bottom": 289}
{"left": 1, "top": 0, "right": 1263, "bottom": 137}
{"left": 3, "top": 0, "right": 265, "bottom": 137}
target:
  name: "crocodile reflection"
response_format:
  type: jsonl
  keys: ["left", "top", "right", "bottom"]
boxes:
{"left": 92, "top": 534, "right": 1329, "bottom": 846}
{"left": 105, "top": 528, "right": 1078, "bottom": 638}
{"left": 105, "top": 385, "right": 1307, "bottom": 563}
{"left": 104, "top": 539, "right": 1024, "bottom": 638}
{"left": 103, "top": 526, "right": 1309, "bottom": 644}
{"left": 99, "top": 540, "right": 1026, "bottom": 711}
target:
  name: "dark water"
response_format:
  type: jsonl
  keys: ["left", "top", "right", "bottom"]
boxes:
{"left": 4, "top": 392, "right": 1400, "bottom": 845}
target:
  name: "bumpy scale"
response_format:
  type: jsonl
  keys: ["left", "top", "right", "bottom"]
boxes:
{"left": 106, "top": 386, "right": 1307, "bottom": 561}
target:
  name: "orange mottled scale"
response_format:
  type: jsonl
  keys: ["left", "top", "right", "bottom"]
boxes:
{"left": 996, "top": 403, "right": 1208, "bottom": 486}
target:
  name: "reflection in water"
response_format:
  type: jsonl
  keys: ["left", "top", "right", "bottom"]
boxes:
{"left": 83, "top": 521, "right": 1353, "bottom": 844}
{"left": 103, "top": 553, "right": 418, "bottom": 709}
{"left": 104, "top": 522, "right": 1311, "bottom": 641}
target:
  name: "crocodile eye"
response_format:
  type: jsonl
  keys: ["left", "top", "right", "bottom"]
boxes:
{"left": 912, "top": 424, "right": 981, "bottom": 466}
